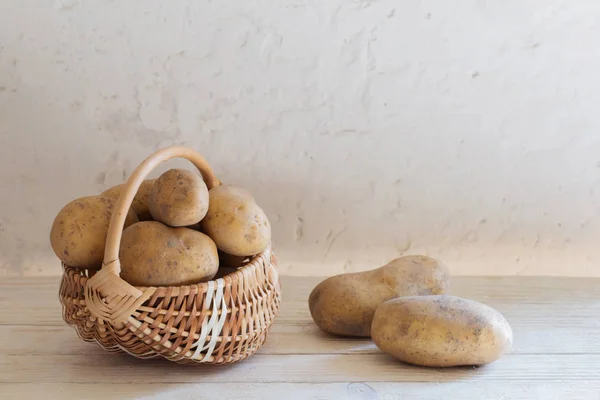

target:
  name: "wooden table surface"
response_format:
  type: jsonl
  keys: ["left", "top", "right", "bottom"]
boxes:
{"left": 1, "top": 275, "right": 599, "bottom": 399}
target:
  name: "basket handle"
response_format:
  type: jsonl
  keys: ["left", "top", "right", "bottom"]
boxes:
{"left": 85, "top": 146, "right": 220, "bottom": 325}
{"left": 103, "top": 146, "right": 220, "bottom": 273}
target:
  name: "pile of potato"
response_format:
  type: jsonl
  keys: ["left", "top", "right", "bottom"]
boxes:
{"left": 309, "top": 256, "right": 513, "bottom": 368}
{"left": 50, "top": 168, "right": 271, "bottom": 286}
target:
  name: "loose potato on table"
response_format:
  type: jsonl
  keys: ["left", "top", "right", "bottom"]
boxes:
{"left": 149, "top": 169, "right": 209, "bottom": 227}
{"left": 50, "top": 195, "right": 139, "bottom": 268}
{"left": 119, "top": 221, "right": 219, "bottom": 286}
{"left": 308, "top": 255, "right": 450, "bottom": 337}
{"left": 102, "top": 179, "right": 155, "bottom": 221}
{"left": 200, "top": 184, "right": 271, "bottom": 257}
{"left": 371, "top": 295, "right": 513, "bottom": 367}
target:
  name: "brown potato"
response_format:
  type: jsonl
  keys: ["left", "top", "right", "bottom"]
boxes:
{"left": 308, "top": 255, "right": 451, "bottom": 337}
{"left": 119, "top": 221, "right": 218, "bottom": 286}
{"left": 200, "top": 185, "right": 271, "bottom": 256}
{"left": 101, "top": 179, "right": 156, "bottom": 221}
{"left": 371, "top": 295, "right": 513, "bottom": 367}
{"left": 50, "top": 196, "right": 139, "bottom": 268}
{"left": 148, "top": 169, "right": 209, "bottom": 227}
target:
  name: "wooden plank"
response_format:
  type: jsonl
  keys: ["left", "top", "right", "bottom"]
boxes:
{"left": 1, "top": 276, "right": 600, "bottom": 399}
{"left": 1, "top": 353, "right": 599, "bottom": 384}
{"left": 1, "top": 321, "right": 599, "bottom": 357}
{"left": 2, "top": 382, "right": 600, "bottom": 400}
{"left": 1, "top": 276, "right": 599, "bottom": 356}
{"left": 3, "top": 276, "right": 600, "bottom": 326}
{"left": 0, "top": 324, "right": 375, "bottom": 356}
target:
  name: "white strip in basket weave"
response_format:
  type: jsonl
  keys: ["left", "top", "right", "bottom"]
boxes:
{"left": 191, "top": 279, "right": 228, "bottom": 361}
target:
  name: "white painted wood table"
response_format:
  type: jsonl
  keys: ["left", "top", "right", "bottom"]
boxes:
{"left": 1, "top": 276, "right": 599, "bottom": 399}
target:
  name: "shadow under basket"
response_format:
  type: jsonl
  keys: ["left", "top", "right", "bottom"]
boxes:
{"left": 57, "top": 146, "right": 281, "bottom": 365}
{"left": 59, "top": 249, "right": 281, "bottom": 365}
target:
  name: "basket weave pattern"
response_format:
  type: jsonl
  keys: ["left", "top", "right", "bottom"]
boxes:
{"left": 57, "top": 147, "right": 281, "bottom": 364}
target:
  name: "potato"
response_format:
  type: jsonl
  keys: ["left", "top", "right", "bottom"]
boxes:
{"left": 148, "top": 169, "right": 209, "bottom": 227}
{"left": 101, "top": 179, "right": 155, "bottom": 221}
{"left": 371, "top": 295, "right": 513, "bottom": 367}
{"left": 308, "top": 255, "right": 450, "bottom": 337}
{"left": 119, "top": 221, "right": 218, "bottom": 286}
{"left": 50, "top": 196, "right": 139, "bottom": 268}
{"left": 200, "top": 185, "right": 271, "bottom": 256}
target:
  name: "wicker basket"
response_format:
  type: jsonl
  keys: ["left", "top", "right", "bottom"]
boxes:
{"left": 58, "top": 146, "right": 281, "bottom": 364}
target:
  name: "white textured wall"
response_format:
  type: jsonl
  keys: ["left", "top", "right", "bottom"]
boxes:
{"left": 1, "top": 0, "right": 599, "bottom": 277}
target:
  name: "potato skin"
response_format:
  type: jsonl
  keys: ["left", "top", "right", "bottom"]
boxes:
{"left": 200, "top": 185, "right": 271, "bottom": 257}
{"left": 102, "top": 179, "right": 155, "bottom": 221}
{"left": 149, "top": 169, "right": 209, "bottom": 227}
{"left": 119, "top": 221, "right": 218, "bottom": 286}
{"left": 371, "top": 295, "right": 513, "bottom": 367}
{"left": 308, "top": 255, "right": 450, "bottom": 337}
{"left": 50, "top": 196, "right": 139, "bottom": 268}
